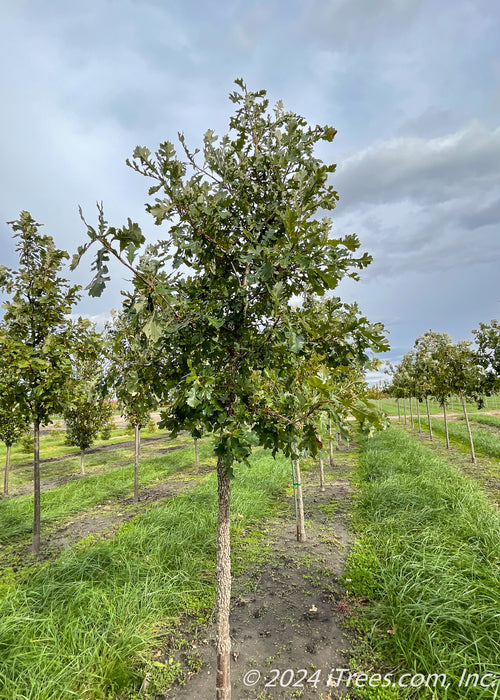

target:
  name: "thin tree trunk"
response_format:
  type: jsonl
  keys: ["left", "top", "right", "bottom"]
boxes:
{"left": 134, "top": 424, "right": 140, "bottom": 502}
{"left": 4, "top": 444, "right": 11, "bottom": 495}
{"left": 216, "top": 457, "right": 232, "bottom": 700}
{"left": 403, "top": 397, "right": 407, "bottom": 424}
{"left": 291, "top": 456, "right": 300, "bottom": 540}
{"left": 319, "top": 457, "right": 325, "bottom": 492}
{"left": 397, "top": 398, "right": 401, "bottom": 422}
{"left": 461, "top": 393, "right": 476, "bottom": 463}
{"left": 294, "top": 457, "right": 307, "bottom": 542}
{"left": 80, "top": 449, "right": 85, "bottom": 475}
{"left": 417, "top": 400, "right": 422, "bottom": 433}
{"left": 194, "top": 437, "right": 199, "bottom": 471}
{"left": 425, "top": 396, "right": 433, "bottom": 440}
{"left": 409, "top": 396, "right": 414, "bottom": 428}
{"left": 328, "top": 419, "right": 334, "bottom": 468}
{"left": 443, "top": 402, "right": 450, "bottom": 449}
{"left": 32, "top": 419, "right": 41, "bottom": 555}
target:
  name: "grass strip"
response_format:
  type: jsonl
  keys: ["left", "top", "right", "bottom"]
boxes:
{"left": 377, "top": 397, "right": 489, "bottom": 417}
{"left": 0, "top": 441, "right": 213, "bottom": 545}
{"left": 344, "top": 426, "right": 500, "bottom": 699}
{"left": 419, "top": 417, "right": 500, "bottom": 460}
{"left": 0, "top": 448, "right": 290, "bottom": 699}
{"left": 1, "top": 428, "right": 178, "bottom": 490}
{"left": 466, "top": 414, "right": 500, "bottom": 430}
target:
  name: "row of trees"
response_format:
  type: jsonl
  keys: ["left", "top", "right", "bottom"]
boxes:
{"left": 0, "top": 219, "right": 164, "bottom": 550}
{"left": 386, "top": 326, "right": 500, "bottom": 461}
{"left": 1, "top": 81, "right": 389, "bottom": 699}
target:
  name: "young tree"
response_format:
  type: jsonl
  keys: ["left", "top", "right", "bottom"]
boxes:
{"left": 106, "top": 310, "right": 159, "bottom": 502}
{"left": 74, "top": 81, "right": 387, "bottom": 699}
{"left": 0, "top": 212, "right": 80, "bottom": 553}
{"left": 414, "top": 331, "right": 455, "bottom": 447}
{"left": 63, "top": 320, "right": 111, "bottom": 475}
{"left": 0, "top": 363, "right": 30, "bottom": 495}
{"left": 448, "top": 340, "right": 485, "bottom": 463}
{"left": 473, "top": 320, "right": 500, "bottom": 395}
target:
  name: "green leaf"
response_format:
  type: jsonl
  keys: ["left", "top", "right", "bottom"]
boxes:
{"left": 142, "top": 317, "right": 163, "bottom": 343}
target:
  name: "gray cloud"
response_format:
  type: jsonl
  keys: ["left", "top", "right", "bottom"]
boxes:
{"left": 1, "top": 0, "right": 499, "bottom": 360}
{"left": 337, "top": 122, "right": 500, "bottom": 208}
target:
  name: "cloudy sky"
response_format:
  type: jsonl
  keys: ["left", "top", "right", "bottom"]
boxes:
{"left": 1, "top": 0, "right": 499, "bottom": 378}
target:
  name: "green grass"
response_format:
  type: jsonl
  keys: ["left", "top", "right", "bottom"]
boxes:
{"left": 1, "top": 426, "right": 175, "bottom": 490}
{"left": 344, "top": 427, "right": 500, "bottom": 699}
{"left": 377, "top": 396, "right": 500, "bottom": 417}
{"left": 419, "top": 417, "right": 500, "bottom": 460}
{"left": 0, "top": 448, "right": 290, "bottom": 699}
{"left": 0, "top": 441, "right": 213, "bottom": 545}
{"left": 466, "top": 414, "right": 500, "bottom": 430}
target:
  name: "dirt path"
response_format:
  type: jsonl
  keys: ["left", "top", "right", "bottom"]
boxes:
{"left": 171, "top": 456, "right": 355, "bottom": 700}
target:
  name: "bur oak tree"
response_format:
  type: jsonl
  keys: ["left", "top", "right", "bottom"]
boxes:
{"left": 0, "top": 212, "right": 80, "bottom": 553}
{"left": 0, "top": 361, "right": 30, "bottom": 495}
{"left": 63, "top": 320, "right": 111, "bottom": 475}
{"left": 473, "top": 320, "right": 500, "bottom": 394}
{"left": 106, "top": 310, "right": 159, "bottom": 502}
{"left": 74, "top": 80, "right": 387, "bottom": 699}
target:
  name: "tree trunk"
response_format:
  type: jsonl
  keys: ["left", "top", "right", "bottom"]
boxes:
{"left": 134, "top": 424, "right": 140, "bottom": 503}
{"left": 409, "top": 396, "right": 414, "bottom": 428}
{"left": 291, "top": 456, "right": 299, "bottom": 539}
{"left": 425, "top": 396, "right": 433, "bottom": 440}
{"left": 416, "top": 400, "right": 422, "bottom": 433}
{"left": 461, "top": 393, "right": 476, "bottom": 463}
{"left": 319, "top": 457, "right": 325, "bottom": 492}
{"left": 294, "top": 457, "right": 307, "bottom": 542}
{"left": 403, "top": 397, "right": 407, "bottom": 424}
{"left": 397, "top": 398, "right": 401, "bottom": 422}
{"left": 194, "top": 437, "right": 199, "bottom": 471}
{"left": 32, "top": 419, "right": 41, "bottom": 555}
{"left": 328, "top": 419, "right": 334, "bottom": 468}
{"left": 4, "top": 444, "right": 11, "bottom": 495}
{"left": 80, "top": 449, "right": 85, "bottom": 475}
{"left": 443, "top": 402, "right": 450, "bottom": 449}
{"left": 216, "top": 457, "right": 232, "bottom": 700}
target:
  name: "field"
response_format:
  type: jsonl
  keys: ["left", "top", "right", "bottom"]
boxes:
{"left": 1, "top": 419, "right": 499, "bottom": 699}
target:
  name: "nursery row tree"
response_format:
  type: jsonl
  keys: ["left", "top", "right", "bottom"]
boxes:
{"left": 73, "top": 80, "right": 388, "bottom": 699}
{"left": 387, "top": 330, "right": 489, "bottom": 462}
{"left": 63, "top": 319, "right": 112, "bottom": 475}
{"left": 0, "top": 213, "right": 81, "bottom": 553}
{"left": 0, "top": 360, "right": 30, "bottom": 495}
{"left": 105, "top": 310, "right": 160, "bottom": 502}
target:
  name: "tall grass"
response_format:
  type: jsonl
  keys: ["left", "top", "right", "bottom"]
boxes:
{"left": 345, "top": 427, "right": 500, "bottom": 699}
{"left": 0, "top": 442, "right": 213, "bottom": 544}
{"left": 419, "top": 417, "right": 500, "bottom": 460}
{"left": 0, "top": 449, "right": 290, "bottom": 699}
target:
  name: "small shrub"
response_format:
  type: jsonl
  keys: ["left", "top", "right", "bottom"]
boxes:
{"left": 100, "top": 417, "right": 115, "bottom": 441}
{"left": 18, "top": 430, "right": 34, "bottom": 453}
